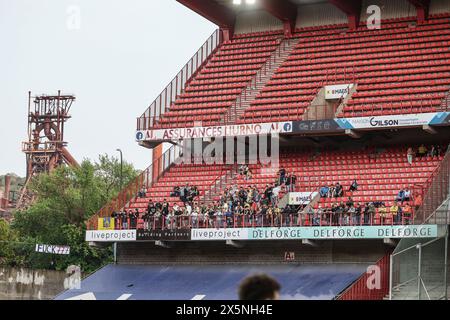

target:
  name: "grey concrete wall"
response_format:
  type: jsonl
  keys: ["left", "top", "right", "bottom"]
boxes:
{"left": 118, "top": 240, "right": 390, "bottom": 265}
{"left": 0, "top": 267, "right": 67, "bottom": 300}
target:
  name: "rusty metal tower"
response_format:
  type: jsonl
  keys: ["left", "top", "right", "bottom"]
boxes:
{"left": 22, "top": 91, "right": 79, "bottom": 179}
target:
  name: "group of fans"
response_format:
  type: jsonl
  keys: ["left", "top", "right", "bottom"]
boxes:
{"left": 110, "top": 164, "right": 420, "bottom": 229}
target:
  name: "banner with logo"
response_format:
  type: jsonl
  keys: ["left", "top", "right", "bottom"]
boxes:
{"left": 325, "top": 84, "right": 354, "bottom": 100}
{"left": 335, "top": 112, "right": 450, "bottom": 130}
{"left": 137, "top": 229, "right": 191, "bottom": 241}
{"left": 191, "top": 228, "right": 249, "bottom": 241}
{"left": 98, "top": 217, "right": 114, "bottom": 230}
{"left": 287, "top": 192, "right": 319, "bottom": 205}
{"left": 35, "top": 244, "right": 71, "bottom": 255}
{"left": 191, "top": 225, "right": 437, "bottom": 241}
{"left": 136, "top": 121, "right": 293, "bottom": 142}
{"left": 85, "top": 230, "right": 137, "bottom": 242}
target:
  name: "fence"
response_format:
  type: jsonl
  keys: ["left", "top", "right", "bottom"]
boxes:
{"left": 389, "top": 230, "right": 449, "bottom": 300}
{"left": 415, "top": 144, "right": 450, "bottom": 224}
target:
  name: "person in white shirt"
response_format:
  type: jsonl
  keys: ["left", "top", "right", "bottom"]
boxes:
{"left": 271, "top": 186, "right": 281, "bottom": 206}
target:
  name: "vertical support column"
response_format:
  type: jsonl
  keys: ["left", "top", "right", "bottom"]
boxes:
{"left": 152, "top": 143, "right": 163, "bottom": 185}
{"left": 417, "top": 243, "right": 422, "bottom": 300}
{"left": 444, "top": 226, "right": 448, "bottom": 300}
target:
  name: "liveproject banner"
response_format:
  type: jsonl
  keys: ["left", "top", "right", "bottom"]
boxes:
{"left": 85, "top": 230, "right": 137, "bottom": 242}
{"left": 191, "top": 225, "right": 438, "bottom": 241}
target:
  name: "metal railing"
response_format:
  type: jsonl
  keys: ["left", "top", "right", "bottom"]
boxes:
{"left": 337, "top": 253, "right": 391, "bottom": 300}
{"left": 136, "top": 37, "right": 295, "bottom": 130}
{"left": 415, "top": 144, "right": 450, "bottom": 224}
{"left": 137, "top": 29, "right": 221, "bottom": 130}
{"left": 86, "top": 144, "right": 182, "bottom": 230}
{"left": 200, "top": 164, "right": 238, "bottom": 203}
{"left": 111, "top": 210, "right": 418, "bottom": 232}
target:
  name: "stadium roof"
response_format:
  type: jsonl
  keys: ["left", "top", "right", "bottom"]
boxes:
{"left": 177, "top": 0, "right": 430, "bottom": 31}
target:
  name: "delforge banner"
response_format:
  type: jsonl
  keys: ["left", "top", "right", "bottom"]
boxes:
{"left": 191, "top": 225, "right": 438, "bottom": 241}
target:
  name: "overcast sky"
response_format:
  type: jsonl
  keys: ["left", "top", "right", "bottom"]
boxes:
{"left": 0, "top": 0, "right": 216, "bottom": 177}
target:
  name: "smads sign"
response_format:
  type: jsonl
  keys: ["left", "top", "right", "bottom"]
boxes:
{"left": 325, "top": 84, "right": 354, "bottom": 100}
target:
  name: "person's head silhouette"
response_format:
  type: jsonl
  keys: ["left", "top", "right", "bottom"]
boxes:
{"left": 238, "top": 274, "right": 281, "bottom": 300}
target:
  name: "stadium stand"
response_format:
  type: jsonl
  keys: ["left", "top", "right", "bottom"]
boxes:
{"left": 239, "top": 14, "right": 450, "bottom": 123}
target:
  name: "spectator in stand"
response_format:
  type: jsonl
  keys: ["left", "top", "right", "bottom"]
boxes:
{"left": 402, "top": 203, "right": 413, "bottom": 225}
{"left": 417, "top": 144, "right": 427, "bottom": 157}
{"left": 179, "top": 185, "right": 186, "bottom": 203}
{"left": 327, "top": 184, "right": 335, "bottom": 198}
{"left": 138, "top": 185, "right": 146, "bottom": 198}
{"left": 362, "top": 203, "right": 370, "bottom": 225}
{"left": 245, "top": 168, "right": 252, "bottom": 181}
{"left": 347, "top": 204, "right": 355, "bottom": 225}
{"left": 319, "top": 185, "right": 329, "bottom": 198}
{"left": 142, "top": 210, "right": 150, "bottom": 230}
{"left": 171, "top": 186, "right": 180, "bottom": 197}
{"left": 239, "top": 164, "right": 249, "bottom": 176}
{"left": 407, "top": 147, "right": 415, "bottom": 165}
{"left": 278, "top": 167, "right": 286, "bottom": 186}
{"left": 315, "top": 205, "right": 324, "bottom": 226}
{"left": 403, "top": 188, "right": 411, "bottom": 203}
{"left": 291, "top": 173, "right": 297, "bottom": 192}
{"left": 396, "top": 188, "right": 405, "bottom": 203}
{"left": 167, "top": 208, "right": 176, "bottom": 230}
{"left": 161, "top": 199, "right": 169, "bottom": 216}
{"left": 390, "top": 201, "right": 400, "bottom": 225}
{"left": 334, "top": 182, "right": 343, "bottom": 198}
{"left": 430, "top": 145, "right": 439, "bottom": 157}
{"left": 349, "top": 179, "right": 358, "bottom": 192}
{"left": 414, "top": 193, "right": 423, "bottom": 211}
{"left": 285, "top": 173, "right": 292, "bottom": 192}
{"left": 121, "top": 210, "right": 128, "bottom": 229}
{"left": 346, "top": 196, "right": 354, "bottom": 208}
{"left": 271, "top": 184, "right": 281, "bottom": 207}
{"left": 353, "top": 203, "right": 362, "bottom": 225}
{"left": 367, "top": 202, "right": 376, "bottom": 225}
{"left": 111, "top": 211, "right": 120, "bottom": 230}
{"left": 378, "top": 203, "right": 388, "bottom": 225}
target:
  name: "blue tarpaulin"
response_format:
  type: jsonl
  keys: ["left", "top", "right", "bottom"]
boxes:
{"left": 55, "top": 264, "right": 367, "bottom": 300}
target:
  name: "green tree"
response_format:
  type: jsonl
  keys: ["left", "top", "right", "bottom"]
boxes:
{"left": 5, "top": 155, "right": 139, "bottom": 273}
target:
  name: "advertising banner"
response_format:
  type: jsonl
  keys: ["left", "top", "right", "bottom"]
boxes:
{"left": 35, "top": 244, "right": 71, "bottom": 255}
{"left": 191, "top": 228, "right": 249, "bottom": 241}
{"left": 335, "top": 112, "right": 450, "bottom": 130}
{"left": 136, "top": 121, "right": 293, "bottom": 142}
{"left": 325, "top": 84, "right": 354, "bottom": 100}
{"left": 287, "top": 192, "right": 319, "bottom": 205}
{"left": 85, "top": 230, "right": 137, "bottom": 242}
{"left": 191, "top": 225, "right": 437, "bottom": 241}
{"left": 98, "top": 217, "right": 114, "bottom": 230}
{"left": 137, "top": 229, "right": 191, "bottom": 241}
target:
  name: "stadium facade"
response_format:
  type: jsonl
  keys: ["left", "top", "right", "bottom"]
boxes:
{"left": 61, "top": 0, "right": 450, "bottom": 300}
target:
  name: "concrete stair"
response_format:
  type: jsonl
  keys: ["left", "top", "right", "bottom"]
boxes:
{"left": 222, "top": 37, "right": 300, "bottom": 124}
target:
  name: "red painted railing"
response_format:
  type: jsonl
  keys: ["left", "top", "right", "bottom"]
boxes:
{"left": 337, "top": 253, "right": 391, "bottom": 300}
{"left": 86, "top": 144, "right": 181, "bottom": 230}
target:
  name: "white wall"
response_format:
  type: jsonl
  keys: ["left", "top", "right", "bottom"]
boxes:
{"left": 234, "top": 10, "right": 283, "bottom": 34}
{"left": 296, "top": 3, "right": 347, "bottom": 28}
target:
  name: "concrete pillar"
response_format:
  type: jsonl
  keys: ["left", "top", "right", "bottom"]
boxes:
{"left": 4, "top": 175, "right": 11, "bottom": 201}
